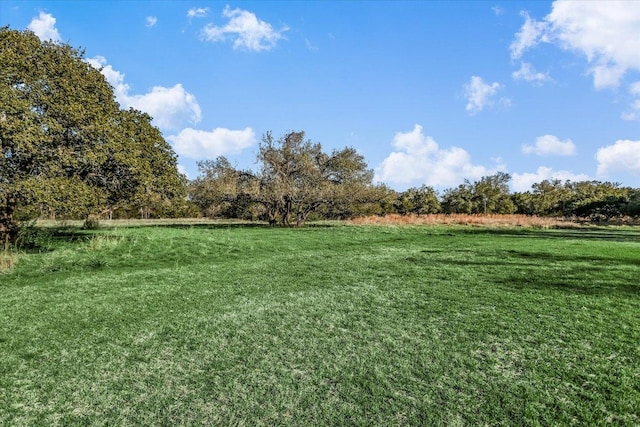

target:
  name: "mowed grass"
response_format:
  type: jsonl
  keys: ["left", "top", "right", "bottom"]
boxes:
{"left": 1, "top": 223, "right": 639, "bottom": 425}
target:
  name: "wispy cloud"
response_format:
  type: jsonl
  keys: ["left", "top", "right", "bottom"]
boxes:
{"left": 146, "top": 16, "right": 157, "bottom": 28}
{"left": 622, "top": 82, "right": 640, "bottom": 121}
{"left": 187, "top": 7, "right": 209, "bottom": 18}
{"left": 464, "top": 76, "right": 509, "bottom": 114}
{"left": 511, "top": 2, "right": 640, "bottom": 90}
{"left": 512, "top": 62, "right": 551, "bottom": 84}
{"left": 201, "top": 5, "right": 288, "bottom": 52}
{"left": 509, "top": 11, "right": 548, "bottom": 61}
{"left": 304, "top": 38, "right": 318, "bottom": 52}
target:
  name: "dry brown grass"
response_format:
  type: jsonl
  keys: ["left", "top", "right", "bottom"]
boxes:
{"left": 351, "top": 214, "right": 581, "bottom": 228}
{"left": 0, "top": 249, "right": 16, "bottom": 273}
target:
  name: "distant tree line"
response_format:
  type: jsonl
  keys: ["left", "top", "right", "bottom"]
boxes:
{"left": 395, "top": 174, "right": 640, "bottom": 221}
{"left": 192, "top": 160, "right": 640, "bottom": 223}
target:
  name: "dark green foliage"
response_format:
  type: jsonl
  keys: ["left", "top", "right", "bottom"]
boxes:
{"left": 442, "top": 172, "right": 516, "bottom": 215}
{"left": 441, "top": 181, "right": 475, "bottom": 214}
{"left": 395, "top": 185, "right": 441, "bottom": 215}
{"left": 14, "top": 221, "right": 53, "bottom": 250}
{"left": 0, "top": 28, "right": 186, "bottom": 244}
{"left": 514, "top": 179, "right": 636, "bottom": 221}
{"left": 472, "top": 172, "right": 516, "bottom": 214}
{"left": 624, "top": 189, "right": 640, "bottom": 217}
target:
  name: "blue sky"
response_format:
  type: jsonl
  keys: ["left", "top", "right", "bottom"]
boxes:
{"left": 2, "top": 1, "right": 640, "bottom": 191}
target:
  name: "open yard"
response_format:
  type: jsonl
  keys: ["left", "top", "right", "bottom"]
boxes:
{"left": 1, "top": 222, "right": 639, "bottom": 425}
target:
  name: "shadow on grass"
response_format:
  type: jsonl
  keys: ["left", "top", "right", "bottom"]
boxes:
{"left": 455, "top": 227, "right": 640, "bottom": 243}
{"left": 416, "top": 255, "right": 640, "bottom": 296}
{"left": 158, "top": 222, "right": 337, "bottom": 230}
{"left": 494, "top": 273, "right": 640, "bottom": 297}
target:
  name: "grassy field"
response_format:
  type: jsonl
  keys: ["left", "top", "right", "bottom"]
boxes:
{"left": 1, "top": 222, "right": 639, "bottom": 425}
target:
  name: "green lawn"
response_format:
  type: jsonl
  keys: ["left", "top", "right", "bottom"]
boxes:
{"left": 1, "top": 223, "right": 639, "bottom": 425}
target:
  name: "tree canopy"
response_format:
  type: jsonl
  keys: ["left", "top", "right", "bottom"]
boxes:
{"left": 191, "top": 131, "right": 385, "bottom": 226}
{"left": 0, "top": 27, "right": 186, "bottom": 244}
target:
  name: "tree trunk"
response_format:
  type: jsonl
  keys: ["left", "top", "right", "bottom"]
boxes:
{"left": 266, "top": 202, "right": 278, "bottom": 227}
{"left": 282, "top": 197, "right": 292, "bottom": 226}
{"left": 1, "top": 196, "right": 19, "bottom": 248}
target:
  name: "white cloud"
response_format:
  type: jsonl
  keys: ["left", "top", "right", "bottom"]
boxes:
{"left": 522, "top": 134, "right": 576, "bottom": 156}
{"left": 548, "top": 1, "right": 640, "bottom": 89}
{"left": 623, "top": 82, "right": 640, "bottom": 120}
{"left": 128, "top": 85, "right": 201, "bottom": 131}
{"left": 464, "top": 76, "right": 507, "bottom": 114}
{"left": 375, "top": 125, "right": 501, "bottom": 189}
{"left": 87, "top": 56, "right": 201, "bottom": 131}
{"left": 86, "top": 56, "right": 130, "bottom": 102}
{"left": 622, "top": 99, "right": 640, "bottom": 121}
{"left": 202, "top": 5, "right": 288, "bottom": 52}
{"left": 177, "top": 164, "right": 189, "bottom": 178}
{"left": 596, "top": 140, "right": 640, "bottom": 178}
{"left": 512, "top": 167, "right": 590, "bottom": 192}
{"left": 510, "top": 11, "right": 548, "bottom": 60}
{"left": 27, "top": 11, "right": 61, "bottom": 42}
{"left": 188, "top": 7, "right": 209, "bottom": 18}
{"left": 512, "top": 1, "right": 640, "bottom": 89}
{"left": 492, "top": 6, "right": 504, "bottom": 16}
{"left": 512, "top": 62, "right": 551, "bottom": 84}
{"left": 168, "top": 127, "right": 256, "bottom": 159}
{"left": 146, "top": 16, "right": 157, "bottom": 28}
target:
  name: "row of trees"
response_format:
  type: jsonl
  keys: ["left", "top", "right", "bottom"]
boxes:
{"left": 3, "top": 28, "right": 640, "bottom": 246}
{"left": 392, "top": 175, "right": 640, "bottom": 220}
{"left": 192, "top": 157, "right": 640, "bottom": 223}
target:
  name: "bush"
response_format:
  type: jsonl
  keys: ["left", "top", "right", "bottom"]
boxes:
{"left": 82, "top": 217, "right": 101, "bottom": 230}
{"left": 15, "top": 222, "right": 53, "bottom": 250}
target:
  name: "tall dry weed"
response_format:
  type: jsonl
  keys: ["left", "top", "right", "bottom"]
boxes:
{"left": 0, "top": 248, "right": 16, "bottom": 273}
{"left": 351, "top": 214, "right": 579, "bottom": 228}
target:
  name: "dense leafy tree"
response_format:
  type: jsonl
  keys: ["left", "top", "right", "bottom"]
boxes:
{"left": 442, "top": 172, "right": 516, "bottom": 214}
{"left": 442, "top": 173, "right": 515, "bottom": 215}
{"left": 396, "top": 185, "right": 440, "bottom": 215}
{"left": 191, "top": 131, "right": 381, "bottom": 226}
{"left": 257, "top": 131, "right": 378, "bottom": 226}
{"left": 115, "top": 109, "right": 187, "bottom": 219}
{"left": 514, "top": 179, "right": 637, "bottom": 220}
{"left": 471, "top": 172, "right": 516, "bottom": 214}
{"left": 511, "top": 191, "right": 535, "bottom": 215}
{"left": 0, "top": 28, "right": 185, "bottom": 244}
{"left": 441, "top": 181, "right": 474, "bottom": 214}
{"left": 624, "top": 188, "right": 640, "bottom": 217}
{"left": 190, "top": 156, "right": 258, "bottom": 218}
{"left": 563, "top": 181, "right": 629, "bottom": 220}
{"left": 528, "top": 179, "right": 570, "bottom": 216}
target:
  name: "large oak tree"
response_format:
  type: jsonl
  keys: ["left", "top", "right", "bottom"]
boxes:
{"left": 0, "top": 28, "right": 185, "bottom": 245}
{"left": 191, "top": 131, "right": 383, "bottom": 226}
